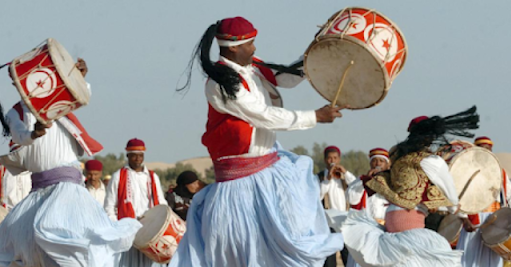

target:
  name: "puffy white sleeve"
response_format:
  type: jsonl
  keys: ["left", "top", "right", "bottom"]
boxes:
{"left": 344, "top": 171, "right": 357, "bottom": 186}
{"left": 206, "top": 80, "right": 316, "bottom": 131}
{"left": 420, "top": 155, "right": 462, "bottom": 215}
{"left": 153, "top": 172, "right": 168, "bottom": 206}
{"left": 6, "top": 107, "right": 35, "bottom": 146}
{"left": 347, "top": 179, "right": 365, "bottom": 205}
{"left": 104, "top": 170, "right": 120, "bottom": 221}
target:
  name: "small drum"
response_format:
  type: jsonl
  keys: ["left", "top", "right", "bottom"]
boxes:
{"left": 304, "top": 7, "right": 407, "bottom": 109}
{"left": 437, "top": 214, "right": 463, "bottom": 248}
{"left": 437, "top": 140, "right": 502, "bottom": 214}
{"left": 0, "top": 206, "right": 8, "bottom": 224}
{"left": 134, "top": 205, "right": 186, "bottom": 264}
{"left": 9, "top": 38, "right": 89, "bottom": 124}
{"left": 481, "top": 207, "right": 511, "bottom": 260}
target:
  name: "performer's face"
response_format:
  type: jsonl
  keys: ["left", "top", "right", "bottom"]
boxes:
{"left": 86, "top": 170, "right": 102, "bottom": 182}
{"left": 324, "top": 152, "right": 340, "bottom": 169}
{"left": 370, "top": 157, "right": 390, "bottom": 171}
{"left": 231, "top": 40, "right": 256, "bottom": 66}
{"left": 127, "top": 152, "right": 144, "bottom": 170}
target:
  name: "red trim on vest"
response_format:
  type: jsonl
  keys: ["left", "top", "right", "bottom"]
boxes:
{"left": 351, "top": 191, "right": 367, "bottom": 210}
{"left": 503, "top": 169, "right": 507, "bottom": 199}
{"left": 252, "top": 57, "right": 277, "bottom": 86}
{"left": 117, "top": 167, "right": 160, "bottom": 220}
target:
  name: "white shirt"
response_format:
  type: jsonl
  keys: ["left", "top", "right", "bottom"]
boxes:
{"left": 205, "top": 56, "right": 316, "bottom": 158}
{"left": 104, "top": 165, "right": 168, "bottom": 221}
{"left": 2, "top": 170, "right": 31, "bottom": 210}
{"left": 87, "top": 181, "right": 106, "bottom": 206}
{"left": 347, "top": 179, "right": 389, "bottom": 220}
{"left": 319, "top": 169, "right": 357, "bottom": 211}
{"left": 4, "top": 102, "right": 82, "bottom": 174}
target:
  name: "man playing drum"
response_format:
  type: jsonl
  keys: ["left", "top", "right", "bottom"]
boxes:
{"left": 341, "top": 109, "right": 479, "bottom": 267}
{"left": 455, "top": 136, "right": 511, "bottom": 267}
{"left": 0, "top": 59, "right": 142, "bottom": 267}
{"left": 170, "top": 16, "right": 345, "bottom": 267}
{"left": 104, "top": 138, "right": 168, "bottom": 267}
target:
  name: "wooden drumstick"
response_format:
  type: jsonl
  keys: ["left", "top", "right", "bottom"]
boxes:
{"left": 331, "top": 60, "right": 354, "bottom": 108}
{"left": 480, "top": 214, "right": 498, "bottom": 229}
{"left": 67, "top": 64, "right": 78, "bottom": 77}
{"left": 458, "top": 169, "right": 481, "bottom": 200}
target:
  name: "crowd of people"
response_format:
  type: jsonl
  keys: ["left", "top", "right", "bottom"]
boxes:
{"left": 0, "top": 14, "right": 508, "bottom": 267}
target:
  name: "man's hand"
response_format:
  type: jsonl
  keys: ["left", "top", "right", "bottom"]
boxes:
{"left": 76, "top": 58, "right": 88, "bottom": 77}
{"left": 31, "top": 121, "right": 52, "bottom": 139}
{"left": 328, "top": 164, "right": 347, "bottom": 179}
{"left": 462, "top": 217, "right": 478, "bottom": 232}
{"left": 315, "top": 105, "right": 346, "bottom": 123}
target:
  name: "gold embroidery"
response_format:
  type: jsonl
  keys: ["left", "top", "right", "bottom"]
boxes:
{"left": 366, "top": 152, "right": 452, "bottom": 210}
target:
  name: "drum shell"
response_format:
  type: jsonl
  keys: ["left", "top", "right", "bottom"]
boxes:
{"left": 437, "top": 214, "right": 463, "bottom": 248}
{"left": 134, "top": 205, "right": 186, "bottom": 264}
{"left": 304, "top": 7, "right": 407, "bottom": 109}
{"left": 9, "top": 38, "right": 89, "bottom": 124}
{"left": 481, "top": 207, "right": 511, "bottom": 260}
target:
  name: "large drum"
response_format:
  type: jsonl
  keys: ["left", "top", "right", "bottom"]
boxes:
{"left": 134, "top": 205, "right": 186, "bottom": 264}
{"left": 481, "top": 207, "right": 511, "bottom": 260}
{"left": 304, "top": 7, "right": 407, "bottom": 109}
{"left": 437, "top": 214, "right": 463, "bottom": 248}
{"left": 9, "top": 38, "right": 89, "bottom": 124}
{"left": 437, "top": 140, "right": 502, "bottom": 214}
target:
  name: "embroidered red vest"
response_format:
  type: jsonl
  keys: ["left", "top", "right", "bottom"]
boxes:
{"left": 117, "top": 167, "right": 160, "bottom": 220}
{"left": 11, "top": 102, "right": 103, "bottom": 156}
{"left": 201, "top": 58, "right": 277, "bottom": 160}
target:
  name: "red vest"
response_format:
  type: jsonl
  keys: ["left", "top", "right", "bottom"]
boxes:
{"left": 117, "top": 167, "right": 160, "bottom": 220}
{"left": 201, "top": 58, "right": 277, "bottom": 160}
{"left": 11, "top": 102, "right": 103, "bottom": 156}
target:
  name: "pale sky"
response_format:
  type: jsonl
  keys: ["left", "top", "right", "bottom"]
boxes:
{"left": 1, "top": 1, "right": 510, "bottom": 163}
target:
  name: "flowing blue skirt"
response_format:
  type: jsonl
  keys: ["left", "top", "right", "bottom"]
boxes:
{"left": 0, "top": 182, "right": 142, "bottom": 267}
{"left": 119, "top": 247, "right": 167, "bottom": 267}
{"left": 169, "top": 148, "right": 344, "bottom": 267}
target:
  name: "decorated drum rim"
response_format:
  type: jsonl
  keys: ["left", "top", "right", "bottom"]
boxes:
{"left": 10, "top": 44, "right": 54, "bottom": 125}
{"left": 304, "top": 36, "right": 391, "bottom": 110}
{"left": 133, "top": 205, "right": 173, "bottom": 249}
{"left": 320, "top": 6, "right": 408, "bottom": 77}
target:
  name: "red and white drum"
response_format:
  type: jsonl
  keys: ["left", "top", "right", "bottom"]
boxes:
{"left": 304, "top": 7, "right": 407, "bottom": 109}
{"left": 437, "top": 140, "right": 502, "bottom": 214}
{"left": 134, "top": 205, "right": 186, "bottom": 264}
{"left": 9, "top": 38, "right": 89, "bottom": 124}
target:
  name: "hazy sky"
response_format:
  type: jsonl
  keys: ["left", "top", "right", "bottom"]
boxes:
{"left": 1, "top": 1, "right": 510, "bottom": 163}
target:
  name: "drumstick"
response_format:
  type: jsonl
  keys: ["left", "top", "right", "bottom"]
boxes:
{"left": 480, "top": 214, "right": 498, "bottom": 229}
{"left": 458, "top": 169, "right": 481, "bottom": 200}
{"left": 67, "top": 64, "right": 77, "bottom": 77}
{"left": 331, "top": 61, "right": 354, "bottom": 108}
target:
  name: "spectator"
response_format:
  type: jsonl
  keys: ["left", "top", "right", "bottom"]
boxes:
{"left": 85, "top": 159, "right": 106, "bottom": 205}
{"left": 166, "top": 171, "right": 204, "bottom": 221}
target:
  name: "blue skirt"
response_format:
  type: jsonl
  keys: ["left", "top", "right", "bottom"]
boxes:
{"left": 0, "top": 182, "right": 142, "bottom": 267}
{"left": 169, "top": 148, "right": 344, "bottom": 267}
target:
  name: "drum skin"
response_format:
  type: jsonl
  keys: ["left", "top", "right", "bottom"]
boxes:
{"left": 9, "top": 38, "right": 89, "bottom": 124}
{"left": 481, "top": 207, "right": 511, "bottom": 260}
{"left": 134, "top": 205, "right": 186, "bottom": 264}
{"left": 437, "top": 141, "right": 502, "bottom": 214}
{"left": 304, "top": 7, "right": 407, "bottom": 109}
{"left": 437, "top": 214, "right": 463, "bottom": 247}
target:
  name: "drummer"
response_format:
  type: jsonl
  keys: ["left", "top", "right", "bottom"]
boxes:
{"left": 104, "top": 138, "right": 168, "bottom": 267}
{"left": 170, "top": 16, "right": 345, "bottom": 267}
{"left": 342, "top": 110, "right": 479, "bottom": 267}
{"left": 455, "top": 136, "right": 511, "bottom": 267}
{"left": 0, "top": 58, "right": 142, "bottom": 266}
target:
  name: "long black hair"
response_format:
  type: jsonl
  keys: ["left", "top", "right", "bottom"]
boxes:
{"left": 0, "top": 101, "right": 10, "bottom": 137}
{"left": 392, "top": 106, "right": 479, "bottom": 161}
{"left": 177, "top": 22, "right": 242, "bottom": 102}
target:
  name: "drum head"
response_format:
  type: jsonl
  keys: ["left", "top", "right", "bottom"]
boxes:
{"left": 437, "top": 214, "right": 462, "bottom": 242}
{"left": 481, "top": 207, "right": 511, "bottom": 245}
{"left": 449, "top": 147, "right": 502, "bottom": 214}
{"left": 47, "top": 38, "right": 89, "bottom": 105}
{"left": 134, "top": 205, "right": 170, "bottom": 248}
{"left": 304, "top": 37, "right": 389, "bottom": 109}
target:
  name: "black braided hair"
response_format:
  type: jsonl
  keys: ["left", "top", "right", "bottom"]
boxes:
{"left": 0, "top": 101, "right": 10, "bottom": 137}
{"left": 177, "top": 21, "right": 241, "bottom": 102}
{"left": 392, "top": 106, "right": 479, "bottom": 161}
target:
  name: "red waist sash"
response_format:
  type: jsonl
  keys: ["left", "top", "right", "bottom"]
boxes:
{"left": 213, "top": 152, "right": 279, "bottom": 182}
